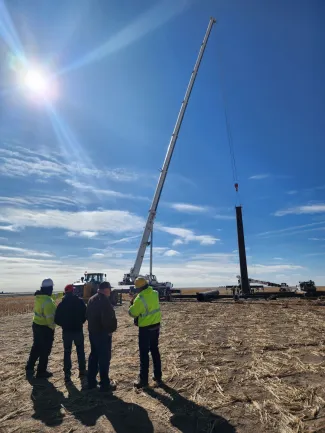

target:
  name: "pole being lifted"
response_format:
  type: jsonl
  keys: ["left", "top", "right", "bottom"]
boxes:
{"left": 129, "top": 17, "right": 216, "bottom": 281}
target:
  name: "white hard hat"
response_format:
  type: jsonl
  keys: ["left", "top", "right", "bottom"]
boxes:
{"left": 41, "top": 278, "right": 54, "bottom": 288}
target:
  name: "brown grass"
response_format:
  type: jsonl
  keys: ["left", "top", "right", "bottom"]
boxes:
{"left": 1, "top": 299, "right": 325, "bottom": 432}
{"left": 0, "top": 296, "right": 35, "bottom": 316}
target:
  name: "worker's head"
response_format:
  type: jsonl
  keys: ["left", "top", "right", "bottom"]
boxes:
{"left": 41, "top": 278, "right": 54, "bottom": 296}
{"left": 64, "top": 284, "right": 74, "bottom": 294}
{"left": 134, "top": 277, "right": 149, "bottom": 292}
{"left": 98, "top": 281, "right": 113, "bottom": 297}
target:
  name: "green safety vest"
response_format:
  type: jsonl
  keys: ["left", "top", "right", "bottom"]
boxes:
{"left": 33, "top": 294, "right": 61, "bottom": 330}
{"left": 128, "top": 286, "right": 161, "bottom": 328}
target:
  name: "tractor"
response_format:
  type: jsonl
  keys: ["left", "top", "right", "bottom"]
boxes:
{"left": 73, "top": 272, "right": 119, "bottom": 305}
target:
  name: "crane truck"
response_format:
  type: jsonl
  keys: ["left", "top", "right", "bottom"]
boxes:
{"left": 118, "top": 18, "right": 216, "bottom": 298}
{"left": 236, "top": 275, "right": 292, "bottom": 293}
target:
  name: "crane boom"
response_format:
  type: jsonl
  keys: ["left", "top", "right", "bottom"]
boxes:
{"left": 128, "top": 17, "right": 216, "bottom": 281}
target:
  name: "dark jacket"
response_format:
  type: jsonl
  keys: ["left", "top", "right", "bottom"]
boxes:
{"left": 86, "top": 293, "right": 117, "bottom": 334}
{"left": 54, "top": 293, "right": 86, "bottom": 332}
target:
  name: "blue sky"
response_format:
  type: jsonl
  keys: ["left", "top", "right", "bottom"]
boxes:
{"left": 0, "top": 0, "right": 324, "bottom": 291}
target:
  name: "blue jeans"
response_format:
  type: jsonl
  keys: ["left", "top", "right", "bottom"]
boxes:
{"left": 63, "top": 330, "right": 86, "bottom": 376}
{"left": 88, "top": 333, "right": 112, "bottom": 388}
{"left": 139, "top": 327, "right": 162, "bottom": 383}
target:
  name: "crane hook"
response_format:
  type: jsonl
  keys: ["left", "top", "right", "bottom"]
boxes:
{"left": 234, "top": 183, "right": 239, "bottom": 192}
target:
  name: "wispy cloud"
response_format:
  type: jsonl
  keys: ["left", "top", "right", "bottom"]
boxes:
{"left": 169, "top": 203, "right": 209, "bottom": 213}
{"left": 0, "top": 145, "right": 140, "bottom": 182}
{"left": 66, "top": 231, "right": 98, "bottom": 238}
{"left": 213, "top": 214, "right": 235, "bottom": 221}
{"left": 275, "top": 204, "right": 325, "bottom": 216}
{"left": 0, "top": 195, "right": 79, "bottom": 207}
{"left": 249, "top": 174, "right": 270, "bottom": 180}
{"left": 273, "top": 257, "right": 283, "bottom": 260}
{"left": 308, "top": 238, "right": 325, "bottom": 241}
{"left": 0, "top": 224, "right": 20, "bottom": 232}
{"left": 66, "top": 179, "right": 149, "bottom": 201}
{"left": 286, "top": 190, "right": 298, "bottom": 195}
{"left": 0, "top": 207, "right": 145, "bottom": 234}
{"left": 258, "top": 221, "right": 325, "bottom": 237}
{"left": 169, "top": 202, "right": 234, "bottom": 220}
{"left": 0, "top": 245, "right": 53, "bottom": 258}
{"left": 249, "top": 174, "right": 292, "bottom": 181}
{"left": 159, "top": 226, "right": 219, "bottom": 246}
{"left": 163, "top": 249, "right": 181, "bottom": 257}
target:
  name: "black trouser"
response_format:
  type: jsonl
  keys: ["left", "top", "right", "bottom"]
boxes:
{"left": 62, "top": 330, "right": 86, "bottom": 376}
{"left": 26, "top": 323, "right": 54, "bottom": 373}
{"left": 88, "top": 332, "right": 112, "bottom": 388}
{"left": 139, "top": 327, "right": 162, "bottom": 383}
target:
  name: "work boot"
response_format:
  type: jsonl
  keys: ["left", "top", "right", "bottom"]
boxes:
{"left": 36, "top": 371, "right": 53, "bottom": 379}
{"left": 152, "top": 376, "right": 163, "bottom": 387}
{"left": 134, "top": 379, "right": 149, "bottom": 389}
{"left": 100, "top": 382, "right": 117, "bottom": 393}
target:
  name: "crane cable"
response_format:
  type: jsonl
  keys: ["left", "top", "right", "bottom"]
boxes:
{"left": 216, "top": 43, "right": 241, "bottom": 205}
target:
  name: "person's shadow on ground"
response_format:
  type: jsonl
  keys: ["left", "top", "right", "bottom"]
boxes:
{"left": 145, "top": 383, "right": 236, "bottom": 433}
{"left": 27, "top": 376, "right": 64, "bottom": 427}
{"left": 65, "top": 381, "right": 154, "bottom": 433}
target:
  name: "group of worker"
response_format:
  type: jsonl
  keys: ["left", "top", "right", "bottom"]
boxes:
{"left": 25, "top": 276, "right": 162, "bottom": 391}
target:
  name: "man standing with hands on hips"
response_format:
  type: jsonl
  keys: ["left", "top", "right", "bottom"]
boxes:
{"left": 128, "top": 277, "right": 162, "bottom": 389}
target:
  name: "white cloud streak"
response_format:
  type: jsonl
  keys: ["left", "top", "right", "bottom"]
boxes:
{"left": 0, "top": 146, "right": 139, "bottom": 182}
{"left": 170, "top": 203, "right": 209, "bottom": 213}
{"left": 65, "top": 180, "right": 149, "bottom": 201}
{"left": 258, "top": 221, "right": 325, "bottom": 237}
{"left": 0, "top": 207, "right": 145, "bottom": 233}
{"left": 159, "top": 226, "right": 219, "bottom": 246}
{"left": 249, "top": 174, "right": 270, "bottom": 180}
{"left": 0, "top": 245, "right": 53, "bottom": 258}
{"left": 163, "top": 249, "right": 181, "bottom": 257}
{"left": 66, "top": 231, "right": 98, "bottom": 238}
{"left": 275, "top": 204, "right": 325, "bottom": 216}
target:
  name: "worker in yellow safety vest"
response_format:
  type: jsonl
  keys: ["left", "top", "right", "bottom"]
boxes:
{"left": 25, "top": 278, "right": 63, "bottom": 379}
{"left": 128, "top": 277, "right": 162, "bottom": 388}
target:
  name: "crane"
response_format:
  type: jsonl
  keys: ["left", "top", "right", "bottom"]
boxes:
{"left": 119, "top": 17, "right": 216, "bottom": 289}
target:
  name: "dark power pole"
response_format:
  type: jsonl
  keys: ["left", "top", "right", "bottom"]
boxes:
{"left": 235, "top": 206, "right": 250, "bottom": 295}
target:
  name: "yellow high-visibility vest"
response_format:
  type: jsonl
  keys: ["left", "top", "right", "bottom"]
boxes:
{"left": 128, "top": 286, "right": 161, "bottom": 327}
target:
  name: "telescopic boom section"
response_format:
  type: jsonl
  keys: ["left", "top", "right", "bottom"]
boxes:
{"left": 129, "top": 17, "right": 216, "bottom": 281}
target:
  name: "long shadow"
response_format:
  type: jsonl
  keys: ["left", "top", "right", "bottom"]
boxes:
{"left": 65, "top": 381, "right": 154, "bottom": 433}
{"left": 27, "top": 377, "right": 64, "bottom": 427}
{"left": 145, "top": 384, "right": 236, "bottom": 433}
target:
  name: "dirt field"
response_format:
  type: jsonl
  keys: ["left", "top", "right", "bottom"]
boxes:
{"left": 1, "top": 300, "right": 325, "bottom": 432}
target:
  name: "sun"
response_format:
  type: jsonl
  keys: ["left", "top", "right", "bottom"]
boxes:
{"left": 24, "top": 68, "right": 49, "bottom": 94}
{"left": 21, "top": 66, "right": 57, "bottom": 101}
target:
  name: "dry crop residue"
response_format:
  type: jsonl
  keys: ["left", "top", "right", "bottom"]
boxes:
{"left": 1, "top": 300, "right": 325, "bottom": 432}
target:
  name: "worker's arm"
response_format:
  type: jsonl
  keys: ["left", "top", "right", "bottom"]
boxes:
{"left": 128, "top": 295, "right": 145, "bottom": 318}
{"left": 54, "top": 303, "right": 63, "bottom": 327}
{"left": 51, "top": 292, "right": 64, "bottom": 301}
{"left": 43, "top": 300, "right": 56, "bottom": 330}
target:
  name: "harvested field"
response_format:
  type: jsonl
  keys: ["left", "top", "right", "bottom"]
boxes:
{"left": 1, "top": 300, "right": 325, "bottom": 432}
{"left": 0, "top": 296, "right": 34, "bottom": 316}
